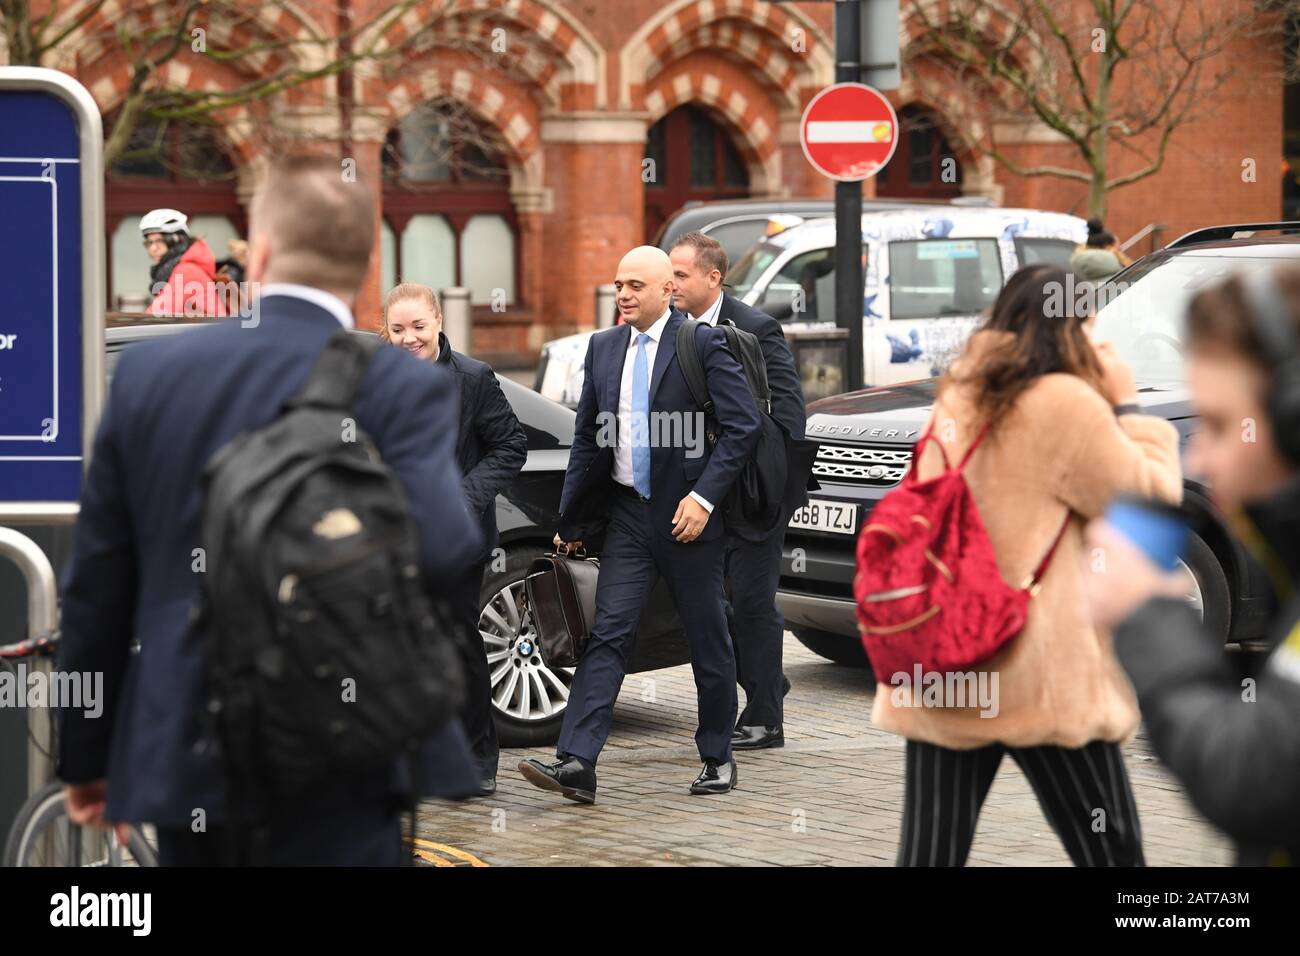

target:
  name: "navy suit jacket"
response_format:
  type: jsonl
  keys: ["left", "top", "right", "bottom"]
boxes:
{"left": 558, "top": 310, "right": 760, "bottom": 544}
{"left": 55, "top": 294, "right": 485, "bottom": 827}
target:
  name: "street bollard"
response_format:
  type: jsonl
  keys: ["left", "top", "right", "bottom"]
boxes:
{"left": 596, "top": 284, "right": 617, "bottom": 329}
{"left": 441, "top": 287, "right": 472, "bottom": 354}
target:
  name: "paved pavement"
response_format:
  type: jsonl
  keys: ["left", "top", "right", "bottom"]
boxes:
{"left": 415, "top": 633, "right": 1235, "bottom": 867}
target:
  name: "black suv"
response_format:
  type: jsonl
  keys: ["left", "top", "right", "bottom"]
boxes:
{"left": 779, "top": 222, "right": 1300, "bottom": 668}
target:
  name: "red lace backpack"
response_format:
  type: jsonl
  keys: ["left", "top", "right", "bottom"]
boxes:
{"left": 854, "top": 420, "right": 1069, "bottom": 684}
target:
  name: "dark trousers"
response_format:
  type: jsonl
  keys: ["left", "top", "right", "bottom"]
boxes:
{"left": 450, "top": 559, "right": 498, "bottom": 780}
{"left": 897, "top": 738, "right": 1145, "bottom": 867}
{"left": 556, "top": 491, "right": 737, "bottom": 765}
{"left": 156, "top": 800, "right": 402, "bottom": 866}
{"left": 724, "top": 518, "right": 787, "bottom": 727}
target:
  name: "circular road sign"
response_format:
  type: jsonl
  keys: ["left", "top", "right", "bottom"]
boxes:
{"left": 799, "top": 82, "right": 899, "bottom": 183}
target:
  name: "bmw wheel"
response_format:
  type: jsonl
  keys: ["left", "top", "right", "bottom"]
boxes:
{"left": 479, "top": 546, "right": 574, "bottom": 748}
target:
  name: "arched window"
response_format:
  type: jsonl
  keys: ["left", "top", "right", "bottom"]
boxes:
{"left": 104, "top": 114, "right": 244, "bottom": 311}
{"left": 875, "top": 105, "right": 962, "bottom": 200}
{"left": 644, "top": 104, "right": 750, "bottom": 244}
{"left": 382, "top": 100, "right": 518, "bottom": 308}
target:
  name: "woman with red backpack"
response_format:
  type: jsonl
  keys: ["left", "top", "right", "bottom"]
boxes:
{"left": 863, "top": 264, "right": 1182, "bottom": 866}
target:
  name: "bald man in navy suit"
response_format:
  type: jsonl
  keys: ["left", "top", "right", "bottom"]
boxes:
{"left": 518, "top": 247, "right": 761, "bottom": 802}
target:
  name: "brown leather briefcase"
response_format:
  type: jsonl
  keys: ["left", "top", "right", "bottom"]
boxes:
{"left": 523, "top": 550, "right": 600, "bottom": 667}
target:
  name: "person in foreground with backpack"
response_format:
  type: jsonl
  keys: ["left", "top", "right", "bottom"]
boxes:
{"left": 1086, "top": 265, "right": 1300, "bottom": 866}
{"left": 56, "top": 153, "right": 485, "bottom": 866}
{"left": 669, "top": 231, "right": 812, "bottom": 751}
{"left": 862, "top": 264, "right": 1182, "bottom": 867}
{"left": 518, "top": 245, "right": 760, "bottom": 802}
{"left": 381, "top": 282, "right": 528, "bottom": 797}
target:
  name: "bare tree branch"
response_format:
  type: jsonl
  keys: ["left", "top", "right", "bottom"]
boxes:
{"left": 904, "top": 0, "right": 1278, "bottom": 218}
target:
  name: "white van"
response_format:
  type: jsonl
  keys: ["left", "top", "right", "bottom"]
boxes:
{"left": 728, "top": 206, "right": 1087, "bottom": 386}
{"left": 536, "top": 206, "right": 1087, "bottom": 404}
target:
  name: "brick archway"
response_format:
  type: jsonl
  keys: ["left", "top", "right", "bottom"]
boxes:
{"left": 643, "top": 53, "right": 783, "bottom": 195}
{"left": 619, "top": 0, "right": 835, "bottom": 113}
{"left": 364, "top": 0, "right": 606, "bottom": 111}
{"left": 375, "top": 54, "right": 542, "bottom": 193}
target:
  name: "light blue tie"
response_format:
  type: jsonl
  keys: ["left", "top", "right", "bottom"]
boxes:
{"left": 632, "top": 333, "right": 651, "bottom": 499}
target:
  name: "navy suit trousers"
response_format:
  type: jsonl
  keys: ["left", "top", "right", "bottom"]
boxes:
{"left": 556, "top": 490, "right": 737, "bottom": 765}
{"left": 724, "top": 514, "right": 788, "bottom": 727}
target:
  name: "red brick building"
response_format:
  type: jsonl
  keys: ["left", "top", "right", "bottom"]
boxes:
{"left": 23, "top": 0, "right": 1285, "bottom": 364}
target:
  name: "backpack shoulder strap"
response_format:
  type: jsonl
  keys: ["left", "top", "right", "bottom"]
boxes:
{"left": 287, "top": 332, "right": 383, "bottom": 411}
{"left": 675, "top": 319, "right": 715, "bottom": 416}
{"left": 719, "top": 320, "right": 772, "bottom": 410}
{"left": 957, "top": 421, "right": 994, "bottom": 471}
{"left": 1024, "top": 510, "right": 1073, "bottom": 595}
{"left": 904, "top": 421, "right": 953, "bottom": 481}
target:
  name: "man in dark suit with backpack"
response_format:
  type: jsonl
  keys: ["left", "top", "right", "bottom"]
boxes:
{"left": 669, "top": 232, "right": 812, "bottom": 750}
{"left": 56, "top": 154, "right": 484, "bottom": 866}
{"left": 517, "top": 246, "right": 761, "bottom": 802}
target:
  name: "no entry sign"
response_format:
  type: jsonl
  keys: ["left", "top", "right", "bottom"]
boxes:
{"left": 800, "top": 83, "right": 899, "bottom": 182}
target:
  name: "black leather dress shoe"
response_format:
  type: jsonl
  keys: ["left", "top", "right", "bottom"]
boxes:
{"left": 732, "top": 725, "right": 784, "bottom": 750}
{"left": 689, "top": 758, "right": 738, "bottom": 795}
{"left": 472, "top": 777, "right": 497, "bottom": 797}
{"left": 518, "top": 757, "right": 597, "bottom": 804}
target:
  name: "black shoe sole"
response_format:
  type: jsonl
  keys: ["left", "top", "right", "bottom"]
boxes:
{"left": 732, "top": 736, "right": 784, "bottom": 751}
{"left": 518, "top": 761, "right": 596, "bottom": 805}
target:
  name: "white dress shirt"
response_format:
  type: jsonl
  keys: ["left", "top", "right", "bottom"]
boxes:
{"left": 612, "top": 308, "right": 712, "bottom": 512}
{"left": 257, "top": 282, "right": 356, "bottom": 329}
{"left": 690, "top": 291, "right": 725, "bottom": 327}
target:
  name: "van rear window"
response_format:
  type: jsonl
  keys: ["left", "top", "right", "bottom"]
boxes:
{"left": 1015, "top": 237, "right": 1078, "bottom": 268}
{"left": 888, "top": 238, "right": 1002, "bottom": 320}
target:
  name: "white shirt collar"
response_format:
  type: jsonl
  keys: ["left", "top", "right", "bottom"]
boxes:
{"left": 691, "top": 292, "right": 724, "bottom": 326}
{"left": 631, "top": 307, "right": 673, "bottom": 344}
{"left": 257, "top": 283, "right": 356, "bottom": 329}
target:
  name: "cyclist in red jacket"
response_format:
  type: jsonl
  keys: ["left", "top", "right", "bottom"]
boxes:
{"left": 141, "top": 208, "right": 228, "bottom": 318}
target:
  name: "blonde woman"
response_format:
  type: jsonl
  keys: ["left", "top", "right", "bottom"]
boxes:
{"left": 381, "top": 283, "right": 528, "bottom": 796}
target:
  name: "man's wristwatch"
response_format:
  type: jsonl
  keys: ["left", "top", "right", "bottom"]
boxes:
{"left": 1113, "top": 402, "right": 1140, "bottom": 417}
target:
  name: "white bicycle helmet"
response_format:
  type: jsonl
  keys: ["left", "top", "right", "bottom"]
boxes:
{"left": 139, "top": 208, "right": 189, "bottom": 236}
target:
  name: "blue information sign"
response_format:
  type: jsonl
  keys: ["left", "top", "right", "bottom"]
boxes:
{"left": 0, "top": 69, "right": 104, "bottom": 519}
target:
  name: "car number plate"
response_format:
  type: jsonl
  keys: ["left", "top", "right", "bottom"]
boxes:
{"left": 788, "top": 499, "right": 858, "bottom": 535}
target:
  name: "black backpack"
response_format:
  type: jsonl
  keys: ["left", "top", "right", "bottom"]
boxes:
{"left": 676, "top": 319, "right": 788, "bottom": 542}
{"left": 196, "top": 332, "right": 465, "bottom": 824}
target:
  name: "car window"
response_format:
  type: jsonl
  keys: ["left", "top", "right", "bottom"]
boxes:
{"left": 703, "top": 219, "right": 769, "bottom": 268}
{"left": 1092, "top": 253, "right": 1286, "bottom": 383}
{"left": 726, "top": 243, "right": 779, "bottom": 296}
{"left": 756, "top": 245, "right": 872, "bottom": 324}
{"left": 1015, "top": 237, "right": 1077, "bottom": 268}
{"left": 888, "top": 238, "right": 1002, "bottom": 320}
{"left": 756, "top": 248, "right": 836, "bottom": 322}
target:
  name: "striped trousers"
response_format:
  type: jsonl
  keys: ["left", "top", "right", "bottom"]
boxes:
{"left": 897, "top": 738, "right": 1144, "bottom": 867}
